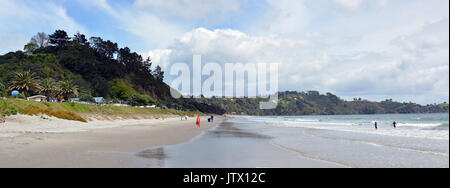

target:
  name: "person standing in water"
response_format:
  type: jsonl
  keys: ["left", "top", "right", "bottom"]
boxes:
{"left": 210, "top": 115, "right": 214, "bottom": 123}
{"left": 374, "top": 121, "right": 378, "bottom": 130}
{"left": 393, "top": 121, "right": 397, "bottom": 128}
{"left": 196, "top": 116, "right": 201, "bottom": 128}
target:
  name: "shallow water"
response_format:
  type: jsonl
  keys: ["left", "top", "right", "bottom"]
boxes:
{"left": 136, "top": 113, "right": 449, "bottom": 168}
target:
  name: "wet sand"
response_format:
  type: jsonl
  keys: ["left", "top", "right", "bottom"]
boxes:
{"left": 135, "top": 121, "right": 344, "bottom": 168}
{"left": 0, "top": 116, "right": 223, "bottom": 168}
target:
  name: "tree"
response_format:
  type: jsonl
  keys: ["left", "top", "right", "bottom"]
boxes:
{"left": 23, "top": 43, "right": 37, "bottom": 54}
{"left": 40, "top": 78, "right": 56, "bottom": 101}
{"left": 58, "top": 80, "right": 78, "bottom": 100}
{"left": 153, "top": 65, "right": 164, "bottom": 81}
{"left": 90, "top": 37, "right": 118, "bottom": 59}
{"left": 110, "top": 79, "right": 137, "bottom": 101}
{"left": 30, "top": 32, "right": 49, "bottom": 48}
{"left": 128, "top": 94, "right": 155, "bottom": 106}
{"left": 49, "top": 30, "right": 70, "bottom": 49}
{"left": 118, "top": 47, "right": 143, "bottom": 73}
{"left": 8, "top": 71, "right": 40, "bottom": 98}
{"left": 73, "top": 32, "right": 89, "bottom": 46}
{"left": 103, "top": 40, "right": 118, "bottom": 59}
{"left": 143, "top": 57, "right": 152, "bottom": 72}
{"left": 91, "top": 77, "right": 110, "bottom": 97}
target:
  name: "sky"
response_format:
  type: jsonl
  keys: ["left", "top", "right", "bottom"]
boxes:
{"left": 0, "top": 0, "right": 448, "bottom": 104}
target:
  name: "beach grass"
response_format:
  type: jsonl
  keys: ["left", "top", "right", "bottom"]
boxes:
{"left": 23, "top": 107, "right": 88, "bottom": 122}
{"left": 1, "top": 98, "right": 202, "bottom": 122}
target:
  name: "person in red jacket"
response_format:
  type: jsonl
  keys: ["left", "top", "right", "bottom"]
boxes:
{"left": 196, "top": 116, "right": 201, "bottom": 128}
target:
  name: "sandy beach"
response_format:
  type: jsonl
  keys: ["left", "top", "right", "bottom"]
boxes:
{"left": 0, "top": 115, "right": 223, "bottom": 168}
{"left": 1, "top": 113, "right": 447, "bottom": 168}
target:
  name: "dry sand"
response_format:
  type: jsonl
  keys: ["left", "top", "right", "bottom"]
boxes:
{"left": 0, "top": 115, "right": 223, "bottom": 168}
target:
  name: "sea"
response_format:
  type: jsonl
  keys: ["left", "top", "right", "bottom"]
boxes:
{"left": 136, "top": 113, "right": 449, "bottom": 168}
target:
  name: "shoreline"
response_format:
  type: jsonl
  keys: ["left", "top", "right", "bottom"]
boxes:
{"left": 0, "top": 115, "right": 224, "bottom": 167}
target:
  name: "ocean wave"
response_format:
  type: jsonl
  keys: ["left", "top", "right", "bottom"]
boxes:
{"left": 246, "top": 117, "right": 449, "bottom": 140}
{"left": 290, "top": 118, "right": 320, "bottom": 122}
{"left": 262, "top": 120, "right": 353, "bottom": 129}
{"left": 397, "top": 123, "right": 443, "bottom": 128}
{"left": 428, "top": 123, "right": 449, "bottom": 130}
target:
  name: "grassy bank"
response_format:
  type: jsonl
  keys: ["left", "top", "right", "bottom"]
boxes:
{"left": 0, "top": 98, "right": 202, "bottom": 122}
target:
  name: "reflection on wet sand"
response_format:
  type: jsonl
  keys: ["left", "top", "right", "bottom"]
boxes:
{"left": 134, "top": 118, "right": 345, "bottom": 168}
{"left": 137, "top": 147, "right": 167, "bottom": 160}
{"left": 136, "top": 147, "right": 167, "bottom": 167}
{"left": 136, "top": 121, "right": 269, "bottom": 161}
{"left": 208, "top": 122, "right": 272, "bottom": 139}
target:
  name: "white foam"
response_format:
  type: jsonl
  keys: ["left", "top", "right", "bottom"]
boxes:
{"left": 250, "top": 117, "right": 449, "bottom": 140}
{"left": 397, "top": 123, "right": 442, "bottom": 128}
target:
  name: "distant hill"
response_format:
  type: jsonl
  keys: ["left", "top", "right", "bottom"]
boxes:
{"left": 196, "top": 91, "right": 449, "bottom": 115}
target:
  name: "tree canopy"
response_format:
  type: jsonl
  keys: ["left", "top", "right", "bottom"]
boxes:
{"left": 49, "top": 30, "right": 71, "bottom": 49}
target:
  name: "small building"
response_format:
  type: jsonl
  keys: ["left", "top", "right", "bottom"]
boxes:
{"left": 93, "top": 97, "right": 105, "bottom": 104}
{"left": 27, "top": 95, "right": 47, "bottom": 102}
{"left": 69, "top": 98, "right": 80, "bottom": 103}
{"left": 112, "top": 103, "right": 130, "bottom": 107}
{"left": 47, "top": 97, "right": 58, "bottom": 102}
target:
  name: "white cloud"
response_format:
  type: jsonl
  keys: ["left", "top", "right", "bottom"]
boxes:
{"left": 143, "top": 49, "right": 173, "bottom": 69}
{"left": 133, "top": 0, "right": 243, "bottom": 20}
{"left": 334, "top": 0, "right": 362, "bottom": 10}
{"left": 118, "top": 12, "right": 187, "bottom": 49}
{"left": 393, "top": 19, "right": 449, "bottom": 55}
{"left": 147, "top": 21, "right": 449, "bottom": 104}
{"left": 333, "top": 0, "right": 391, "bottom": 10}
{"left": 77, "top": 0, "right": 187, "bottom": 49}
{"left": 0, "top": 33, "right": 28, "bottom": 53}
{"left": 0, "top": 0, "right": 86, "bottom": 54}
{"left": 146, "top": 27, "right": 312, "bottom": 66}
{"left": 251, "top": 0, "right": 310, "bottom": 37}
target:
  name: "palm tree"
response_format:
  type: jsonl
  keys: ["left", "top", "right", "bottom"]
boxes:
{"left": 8, "top": 71, "right": 40, "bottom": 98}
{"left": 58, "top": 80, "right": 78, "bottom": 100}
{"left": 40, "top": 78, "right": 56, "bottom": 101}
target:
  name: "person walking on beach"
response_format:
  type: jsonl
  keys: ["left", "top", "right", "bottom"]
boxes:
{"left": 196, "top": 116, "right": 201, "bottom": 128}
{"left": 393, "top": 121, "right": 397, "bottom": 128}
{"left": 374, "top": 121, "right": 378, "bottom": 130}
{"left": 210, "top": 115, "right": 214, "bottom": 123}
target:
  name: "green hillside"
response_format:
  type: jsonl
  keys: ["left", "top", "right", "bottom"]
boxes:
{"left": 197, "top": 91, "right": 449, "bottom": 115}
{"left": 0, "top": 30, "right": 224, "bottom": 115}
